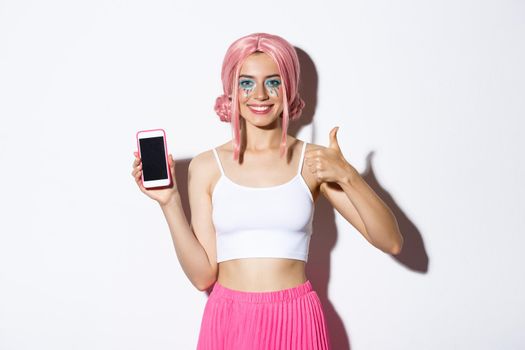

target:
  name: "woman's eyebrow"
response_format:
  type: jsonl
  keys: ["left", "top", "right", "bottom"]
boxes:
{"left": 239, "top": 74, "right": 281, "bottom": 79}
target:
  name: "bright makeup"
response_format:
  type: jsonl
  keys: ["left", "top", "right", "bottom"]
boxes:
{"left": 239, "top": 78, "right": 256, "bottom": 97}
{"left": 238, "top": 76, "right": 282, "bottom": 98}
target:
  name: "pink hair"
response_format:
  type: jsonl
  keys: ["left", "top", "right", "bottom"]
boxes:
{"left": 214, "top": 33, "right": 305, "bottom": 161}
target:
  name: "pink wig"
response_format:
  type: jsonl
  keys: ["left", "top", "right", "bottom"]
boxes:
{"left": 214, "top": 33, "right": 305, "bottom": 161}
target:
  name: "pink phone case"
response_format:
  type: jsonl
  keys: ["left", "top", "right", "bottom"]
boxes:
{"left": 135, "top": 128, "right": 172, "bottom": 188}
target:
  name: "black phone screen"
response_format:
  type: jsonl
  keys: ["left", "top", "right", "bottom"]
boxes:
{"left": 139, "top": 136, "right": 168, "bottom": 181}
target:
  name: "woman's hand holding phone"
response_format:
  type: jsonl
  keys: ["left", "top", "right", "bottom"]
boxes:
{"left": 131, "top": 152, "right": 179, "bottom": 206}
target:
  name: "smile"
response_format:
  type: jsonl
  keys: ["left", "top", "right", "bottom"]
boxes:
{"left": 247, "top": 104, "right": 274, "bottom": 114}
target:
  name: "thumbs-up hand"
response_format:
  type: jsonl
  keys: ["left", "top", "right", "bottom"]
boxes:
{"left": 304, "top": 127, "right": 358, "bottom": 185}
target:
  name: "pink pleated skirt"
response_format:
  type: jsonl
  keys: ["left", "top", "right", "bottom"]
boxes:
{"left": 196, "top": 280, "right": 331, "bottom": 349}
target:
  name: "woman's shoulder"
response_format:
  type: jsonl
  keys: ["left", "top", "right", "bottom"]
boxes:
{"left": 189, "top": 144, "right": 228, "bottom": 196}
{"left": 213, "top": 141, "right": 233, "bottom": 154}
{"left": 303, "top": 140, "right": 322, "bottom": 151}
{"left": 302, "top": 139, "right": 319, "bottom": 146}
{"left": 190, "top": 141, "right": 233, "bottom": 176}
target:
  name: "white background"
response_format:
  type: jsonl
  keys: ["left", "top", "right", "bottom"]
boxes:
{"left": 1, "top": 0, "right": 524, "bottom": 349}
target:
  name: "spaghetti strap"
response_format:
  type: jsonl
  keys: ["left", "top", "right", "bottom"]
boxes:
{"left": 297, "top": 141, "right": 307, "bottom": 175}
{"left": 211, "top": 148, "right": 225, "bottom": 176}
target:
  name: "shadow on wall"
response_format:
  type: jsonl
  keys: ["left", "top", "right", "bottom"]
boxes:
{"left": 298, "top": 46, "right": 351, "bottom": 350}
{"left": 169, "top": 47, "right": 428, "bottom": 350}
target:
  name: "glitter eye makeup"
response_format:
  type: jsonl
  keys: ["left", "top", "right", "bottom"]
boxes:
{"left": 265, "top": 78, "right": 281, "bottom": 97}
{"left": 238, "top": 76, "right": 281, "bottom": 98}
{"left": 239, "top": 78, "right": 255, "bottom": 97}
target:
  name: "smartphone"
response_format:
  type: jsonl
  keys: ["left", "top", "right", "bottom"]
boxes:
{"left": 136, "top": 128, "right": 171, "bottom": 188}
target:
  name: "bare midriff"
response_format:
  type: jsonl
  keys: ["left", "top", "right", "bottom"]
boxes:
{"left": 217, "top": 258, "right": 307, "bottom": 292}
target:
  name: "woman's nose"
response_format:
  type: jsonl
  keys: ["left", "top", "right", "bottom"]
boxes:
{"left": 253, "top": 82, "right": 269, "bottom": 100}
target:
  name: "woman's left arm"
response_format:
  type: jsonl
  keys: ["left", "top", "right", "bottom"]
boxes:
{"left": 305, "top": 127, "right": 404, "bottom": 255}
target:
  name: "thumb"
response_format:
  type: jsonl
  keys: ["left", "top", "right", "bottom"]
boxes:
{"left": 329, "top": 126, "right": 341, "bottom": 151}
{"left": 168, "top": 154, "right": 175, "bottom": 169}
{"left": 168, "top": 154, "right": 177, "bottom": 183}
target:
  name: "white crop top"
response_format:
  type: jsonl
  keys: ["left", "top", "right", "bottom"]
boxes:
{"left": 211, "top": 141, "right": 314, "bottom": 263}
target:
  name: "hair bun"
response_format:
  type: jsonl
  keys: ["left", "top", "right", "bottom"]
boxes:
{"left": 214, "top": 94, "right": 232, "bottom": 122}
{"left": 288, "top": 94, "right": 306, "bottom": 120}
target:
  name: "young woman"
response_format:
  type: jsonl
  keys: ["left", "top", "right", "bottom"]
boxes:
{"left": 131, "top": 33, "right": 403, "bottom": 350}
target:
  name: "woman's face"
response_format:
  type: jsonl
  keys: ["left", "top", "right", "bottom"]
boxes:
{"left": 237, "top": 52, "right": 284, "bottom": 127}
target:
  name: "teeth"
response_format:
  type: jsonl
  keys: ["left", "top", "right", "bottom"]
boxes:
{"left": 250, "top": 105, "right": 271, "bottom": 111}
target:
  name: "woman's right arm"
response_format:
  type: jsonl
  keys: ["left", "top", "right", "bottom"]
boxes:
{"left": 132, "top": 152, "right": 218, "bottom": 291}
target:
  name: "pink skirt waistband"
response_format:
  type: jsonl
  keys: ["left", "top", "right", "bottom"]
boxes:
{"left": 210, "top": 280, "right": 313, "bottom": 303}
